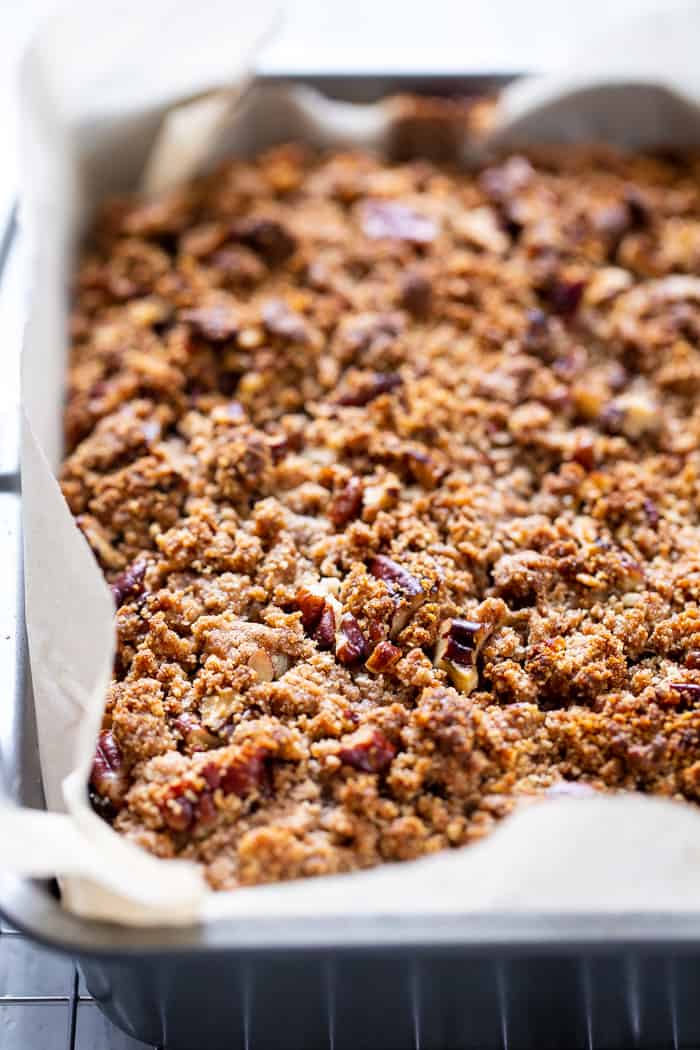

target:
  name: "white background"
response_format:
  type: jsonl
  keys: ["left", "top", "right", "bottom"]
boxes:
{"left": 0, "top": 0, "right": 686, "bottom": 235}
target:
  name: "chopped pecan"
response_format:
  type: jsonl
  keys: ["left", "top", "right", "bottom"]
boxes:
{"left": 201, "top": 763, "right": 222, "bottom": 790}
{"left": 212, "top": 401, "right": 246, "bottom": 424}
{"left": 522, "top": 307, "right": 551, "bottom": 357}
{"left": 570, "top": 434, "right": 595, "bottom": 471}
{"left": 369, "top": 555, "right": 423, "bottom": 598}
{"left": 433, "top": 617, "right": 498, "bottom": 694}
{"left": 196, "top": 791, "right": 218, "bottom": 827}
{"left": 643, "top": 498, "right": 660, "bottom": 528}
{"left": 111, "top": 559, "right": 147, "bottom": 608}
{"left": 480, "top": 156, "right": 533, "bottom": 202}
{"left": 220, "top": 748, "right": 269, "bottom": 797}
{"left": 335, "top": 372, "right": 403, "bottom": 407}
{"left": 336, "top": 613, "right": 368, "bottom": 665}
{"left": 670, "top": 682, "right": 700, "bottom": 703}
{"left": 338, "top": 312, "right": 404, "bottom": 358}
{"left": 361, "top": 200, "right": 437, "bottom": 244}
{"left": 365, "top": 640, "right": 402, "bottom": 673}
{"left": 261, "top": 299, "right": 309, "bottom": 343}
{"left": 329, "top": 476, "right": 364, "bottom": 528}
{"left": 452, "top": 206, "right": 509, "bottom": 254}
{"left": 362, "top": 474, "right": 401, "bottom": 521}
{"left": 90, "top": 730, "right": 129, "bottom": 809}
{"left": 266, "top": 433, "right": 291, "bottom": 463}
{"left": 686, "top": 651, "right": 700, "bottom": 670}
{"left": 180, "top": 221, "right": 230, "bottom": 258}
{"left": 594, "top": 202, "right": 631, "bottom": 243}
{"left": 404, "top": 449, "right": 446, "bottom": 488}
{"left": 161, "top": 796, "right": 194, "bottom": 832}
{"left": 314, "top": 604, "right": 337, "bottom": 651}
{"left": 544, "top": 277, "right": 586, "bottom": 320}
{"left": 399, "top": 271, "right": 432, "bottom": 318}
{"left": 600, "top": 391, "right": 660, "bottom": 440}
{"left": 230, "top": 217, "right": 297, "bottom": 264}
{"left": 584, "top": 267, "right": 633, "bottom": 306}
{"left": 624, "top": 186, "right": 651, "bottom": 229}
{"left": 210, "top": 246, "right": 266, "bottom": 287}
{"left": 338, "top": 728, "right": 397, "bottom": 773}
{"left": 174, "top": 712, "right": 219, "bottom": 752}
{"left": 369, "top": 554, "right": 427, "bottom": 638}
{"left": 296, "top": 585, "right": 327, "bottom": 632}
{"left": 180, "top": 302, "right": 240, "bottom": 341}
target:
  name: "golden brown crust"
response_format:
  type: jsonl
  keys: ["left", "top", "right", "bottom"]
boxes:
{"left": 65, "top": 140, "right": 700, "bottom": 890}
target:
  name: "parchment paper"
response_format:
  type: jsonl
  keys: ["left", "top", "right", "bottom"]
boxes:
{"left": 12, "top": 0, "right": 700, "bottom": 925}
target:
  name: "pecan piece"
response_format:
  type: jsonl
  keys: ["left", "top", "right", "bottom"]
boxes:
{"left": 643, "top": 498, "right": 660, "bottom": 528}
{"left": 111, "top": 559, "right": 147, "bottom": 609}
{"left": 313, "top": 604, "right": 337, "bottom": 651}
{"left": 369, "top": 554, "right": 427, "bottom": 638}
{"left": 480, "top": 156, "right": 533, "bottom": 202}
{"left": 329, "top": 476, "right": 364, "bottom": 528}
{"left": 180, "top": 302, "right": 240, "bottom": 341}
{"left": 196, "top": 791, "right": 218, "bottom": 827}
{"left": 361, "top": 200, "right": 437, "bottom": 244}
{"left": 369, "top": 555, "right": 422, "bottom": 597}
{"left": 220, "top": 748, "right": 269, "bottom": 797}
{"left": 670, "top": 682, "right": 700, "bottom": 704}
{"left": 174, "top": 712, "right": 219, "bottom": 752}
{"left": 522, "top": 307, "right": 553, "bottom": 358}
{"left": 544, "top": 277, "right": 586, "bottom": 321}
{"left": 295, "top": 584, "right": 327, "bottom": 632}
{"left": 338, "top": 728, "right": 397, "bottom": 773}
{"left": 433, "top": 617, "right": 497, "bottom": 694}
{"left": 266, "top": 433, "right": 291, "bottom": 463}
{"left": 624, "top": 186, "right": 651, "bottom": 228}
{"left": 201, "top": 763, "right": 222, "bottom": 790}
{"left": 261, "top": 299, "right": 309, "bottom": 343}
{"left": 600, "top": 391, "right": 660, "bottom": 440}
{"left": 365, "top": 640, "right": 401, "bottom": 673}
{"left": 404, "top": 449, "right": 446, "bottom": 488}
{"left": 162, "top": 796, "right": 194, "bottom": 832}
{"left": 399, "top": 271, "right": 432, "bottom": 318}
{"left": 362, "top": 474, "right": 401, "bottom": 521}
{"left": 335, "top": 613, "right": 368, "bottom": 666}
{"left": 211, "top": 400, "right": 246, "bottom": 424}
{"left": 230, "top": 217, "right": 297, "bottom": 264}
{"left": 336, "top": 372, "right": 403, "bottom": 407}
{"left": 570, "top": 434, "right": 595, "bottom": 471}
{"left": 90, "top": 730, "right": 129, "bottom": 809}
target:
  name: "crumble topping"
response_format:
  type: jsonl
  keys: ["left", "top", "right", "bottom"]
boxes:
{"left": 64, "top": 139, "right": 700, "bottom": 889}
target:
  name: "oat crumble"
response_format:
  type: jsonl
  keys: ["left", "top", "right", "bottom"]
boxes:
{"left": 63, "top": 138, "right": 700, "bottom": 890}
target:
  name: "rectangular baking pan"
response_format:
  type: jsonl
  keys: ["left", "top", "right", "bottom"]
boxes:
{"left": 5, "top": 70, "right": 700, "bottom": 1050}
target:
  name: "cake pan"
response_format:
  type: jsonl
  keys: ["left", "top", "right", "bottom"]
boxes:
{"left": 4, "top": 71, "right": 700, "bottom": 1050}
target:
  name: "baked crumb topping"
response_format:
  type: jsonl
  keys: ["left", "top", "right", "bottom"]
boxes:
{"left": 63, "top": 139, "right": 700, "bottom": 890}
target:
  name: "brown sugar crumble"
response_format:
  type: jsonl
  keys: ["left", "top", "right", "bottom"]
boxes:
{"left": 63, "top": 140, "right": 700, "bottom": 890}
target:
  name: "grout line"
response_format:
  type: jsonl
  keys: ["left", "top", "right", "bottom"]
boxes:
{"left": 67, "top": 968, "right": 79, "bottom": 1050}
{"left": 0, "top": 472, "right": 21, "bottom": 494}
{"left": 0, "top": 201, "right": 17, "bottom": 288}
{"left": 0, "top": 995, "right": 72, "bottom": 1003}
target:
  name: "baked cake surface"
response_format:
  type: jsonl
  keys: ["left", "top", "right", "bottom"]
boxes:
{"left": 63, "top": 141, "right": 700, "bottom": 889}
